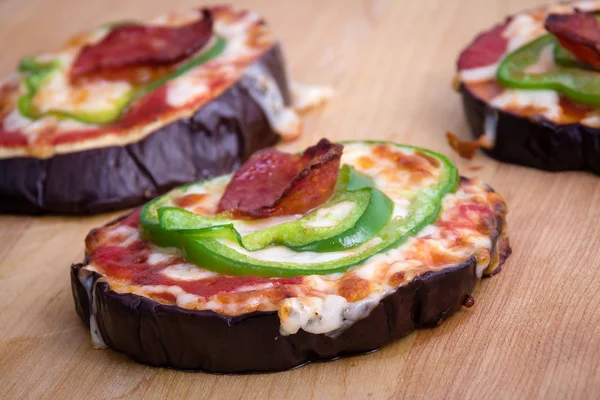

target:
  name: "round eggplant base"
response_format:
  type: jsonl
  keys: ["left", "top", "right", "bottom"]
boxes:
{"left": 70, "top": 212, "right": 509, "bottom": 373}
{"left": 0, "top": 44, "right": 291, "bottom": 215}
{"left": 460, "top": 84, "right": 600, "bottom": 174}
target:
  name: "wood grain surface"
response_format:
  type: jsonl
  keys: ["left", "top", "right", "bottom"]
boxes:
{"left": 1, "top": 0, "right": 599, "bottom": 399}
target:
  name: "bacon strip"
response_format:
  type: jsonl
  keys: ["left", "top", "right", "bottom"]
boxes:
{"left": 71, "top": 9, "right": 213, "bottom": 80}
{"left": 545, "top": 12, "right": 600, "bottom": 69}
{"left": 218, "top": 139, "right": 343, "bottom": 218}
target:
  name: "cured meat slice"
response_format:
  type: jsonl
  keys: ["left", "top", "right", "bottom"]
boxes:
{"left": 545, "top": 12, "right": 600, "bottom": 69}
{"left": 457, "top": 22, "right": 509, "bottom": 70}
{"left": 218, "top": 139, "right": 343, "bottom": 217}
{"left": 71, "top": 9, "right": 213, "bottom": 79}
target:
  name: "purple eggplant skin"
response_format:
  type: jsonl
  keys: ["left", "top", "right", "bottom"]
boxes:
{"left": 460, "top": 84, "right": 600, "bottom": 174}
{"left": 70, "top": 198, "right": 510, "bottom": 374}
{"left": 0, "top": 44, "right": 291, "bottom": 215}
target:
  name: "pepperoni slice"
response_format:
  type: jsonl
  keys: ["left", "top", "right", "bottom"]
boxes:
{"left": 457, "top": 21, "right": 509, "bottom": 70}
{"left": 71, "top": 9, "right": 213, "bottom": 79}
{"left": 218, "top": 139, "right": 343, "bottom": 218}
{"left": 545, "top": 12, "right": 600, "bottom": 69}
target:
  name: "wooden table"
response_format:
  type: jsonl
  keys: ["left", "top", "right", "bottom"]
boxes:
{"left": 1, "top": 0, "right": 599, "bottom": 398}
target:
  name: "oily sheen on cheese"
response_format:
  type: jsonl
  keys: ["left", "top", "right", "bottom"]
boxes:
{"left": 82, "top": 143, "right": 507, "bottom": 340}
{"left": 458, "top": 0, "right": 600, "bottom": 131}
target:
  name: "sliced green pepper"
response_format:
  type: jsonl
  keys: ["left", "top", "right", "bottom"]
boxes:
{"left": 130, "top": 36, "right": 226, "bottom": 105}
{"left": 147, "top": 166, "right": 392, "bottom": 252}
{"left": 139, "top": 175, "right": 232, "bottom": 247}
{"left": 142, "top": 142, "right": 459, "bottom": 278}
{"left": 290, "top": 168, "right": 393, "bottom": 252}
{"left": 17, "top": 36, "right": 226, "bottom": 124}
{"left": 17, "top": 57, "right": 61, "bottom": 120}
{"left": 140, "top": 167, "right": 350, "bottom": 248}
{"left": 157, "top": 190, "right": 371, "bottom": 251}
{"left": 497, "top": 35, "right": 600, "bottom": 107}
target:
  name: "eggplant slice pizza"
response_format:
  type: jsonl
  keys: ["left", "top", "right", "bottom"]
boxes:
{"left": 0, "top": 5, "right": 328, "bottom": 214}
{"left": 455, "top": 1, "right": 600, "bottom": 173}
{"left": 71, "top": 139, "right": 511, "bottom": 373}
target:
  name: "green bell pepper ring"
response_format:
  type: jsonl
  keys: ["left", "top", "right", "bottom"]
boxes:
{"left": 152, "top": 166, "right": 391, "bottom": 252}
{"left": 290, "top": 168, "right": 394, "bottom": 252}
{"left": 139, "top": 166, "right": 351, "bottom": 248}
{"left": 17, "top": 36, "right": 226, "bottom": 124}
{"left": 143, "top": 143, "right": 458, "bottom": 278}
{"left": 139, "top": 175, "right": 233, "bottom": 248}
{"left": 17, "top": 57, "right": 61, "bottom": 119}
{"left": 497, "top": 34, "right": 600, "bottom": 107}
{"left": 157, "top": 187, "right": 384, "bottom": 252}
{"left": 158, "top": 189, "right": 391, "bottom": 252}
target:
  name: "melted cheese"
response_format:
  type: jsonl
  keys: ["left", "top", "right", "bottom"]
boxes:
{"left": 33, "top": 68, "right": 133, "bottom": 114}
{"left": 503, "top": 13, "right": 546, "bottom": 52}
{"left": 459, "top": 64, "right": 499, "bottom": 83}
{"left": 291, "top": 81, "right": 335, "bottom": 112}
{"left": 161, "top": 264, "right": 219, "bottom": 281}
{"left": 165, "top": 75, "right": 209, "bottom": 108}
{"left": 78, "top": 269, "right": 108, "bottom": 349}
{"left": 83, "top": 143, "right": 509, "bottom": 337}
{"left": 304, "top": 201, "right": 356, "bottom": 228}
{"left": 524, "top": 44, "right": 557, "bottom": 74}
{"left": 490, "top": 89, "right": 561, "bottom": 120}
{"left": 242, "top": 62, "right": 301, "bottom": 140}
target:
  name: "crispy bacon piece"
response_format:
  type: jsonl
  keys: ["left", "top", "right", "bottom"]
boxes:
{"left": 218, "top": 139, "right": 343, "bottom": 218}
{"left": 545, "top": 12, "right": 600, "bottom": 69}
{"left": 71, "top": 9, "right": 213, "bottom": 80}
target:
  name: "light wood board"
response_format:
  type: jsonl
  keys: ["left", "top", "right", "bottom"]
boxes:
{"left": 1, "top": 0, "right": 599, "bottom": 399}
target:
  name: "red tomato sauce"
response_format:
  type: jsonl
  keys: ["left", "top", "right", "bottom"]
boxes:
{"left": 89, "top": 209, "right": 301, "bottom": 298}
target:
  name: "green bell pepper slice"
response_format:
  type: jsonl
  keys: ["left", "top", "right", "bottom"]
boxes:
{"left": 290, "top": 167, "right": 393, "bottom": 252}
{"left": 17, "top": 57, "right": 61, "bottom": 120}
{"left": 145, "top": 165, "right": 393, "bottom": 252}
{"left": 17, "top": 36, "right": 226, "bottom": 124}
{"left": 497, "top": 34, "right": 600, "bottom": 107}
{"left": 156, "top": 190, "right": 372, "bottom": 251}
{"left": 139, "top": 167, "right": 351, "bottom": 248}
{"left": 139, "top": 174, "right": 232, "bottom": 248}
{"left": 142, "top": 143, "right": 459, "bottom": 278}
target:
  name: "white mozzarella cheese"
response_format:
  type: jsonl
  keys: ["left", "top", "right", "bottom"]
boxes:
{"left": 490, "top": 89, "right": 561, "bottom": 120}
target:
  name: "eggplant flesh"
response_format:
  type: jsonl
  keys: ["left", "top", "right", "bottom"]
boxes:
{"left": 460, "top": 79, "right": 600, "bottom": 174}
